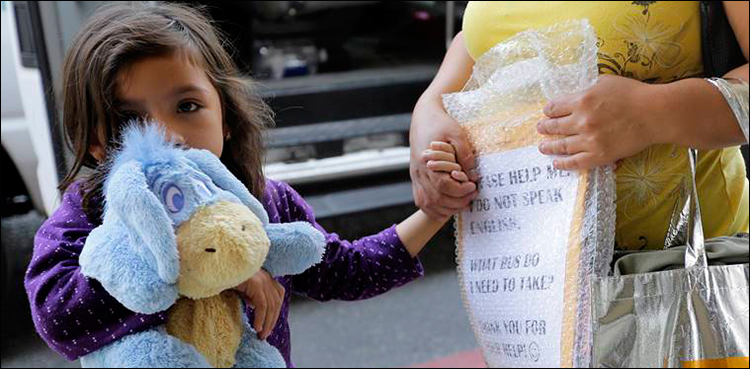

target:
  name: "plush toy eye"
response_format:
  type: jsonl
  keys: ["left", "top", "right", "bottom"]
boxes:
{"left": 163, "top": 184, "right": 185, "bottom": 213}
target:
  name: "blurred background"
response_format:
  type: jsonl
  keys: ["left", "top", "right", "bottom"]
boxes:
{"left": 1, "top": 1, "right": 485, "bottom": 368}
{"left": 1, "top": 1, "right": 748, "bottom": 368}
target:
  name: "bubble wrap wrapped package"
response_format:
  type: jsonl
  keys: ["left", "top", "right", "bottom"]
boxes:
{"left": 443, "top": 20, "right": 616, "bottom": 368}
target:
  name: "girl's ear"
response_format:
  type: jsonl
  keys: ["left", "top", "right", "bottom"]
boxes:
{"left": 89, "top": 144, "right": 105, "bottom": 162}
{"left": 223, "top": 123, "right": 232, "bottom": 141}
{"left": 89, "top": 130, "right": 107, "bottom": 162}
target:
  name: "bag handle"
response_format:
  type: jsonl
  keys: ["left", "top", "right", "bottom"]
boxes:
{"left": 685, "top": 149, "right": 707, "bottom": 269}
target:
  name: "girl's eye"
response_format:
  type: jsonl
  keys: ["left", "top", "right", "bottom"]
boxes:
{"left": 177, "top": 102, "right": 200, "bottom": 113}
{"left": 163, "top": 184, "right": 185, "bottom": 213}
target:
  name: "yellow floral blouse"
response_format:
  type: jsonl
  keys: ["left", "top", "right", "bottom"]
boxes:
{"left": 462, "top": 1, "right": 749, "bottom": 249}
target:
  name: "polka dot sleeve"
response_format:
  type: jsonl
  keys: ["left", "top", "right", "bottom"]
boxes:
{"left": 265, "top": 181, "right": 425, "bottom": 302}
{"left": 23, "top": 183, "right": 165, "bottom": 360}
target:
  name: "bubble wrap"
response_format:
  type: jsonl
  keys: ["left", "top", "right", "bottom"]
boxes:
{"left": 443, "top": 20, "right": 616, "bottom": 368}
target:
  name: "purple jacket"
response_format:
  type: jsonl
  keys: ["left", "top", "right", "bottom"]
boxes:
{"left": 25, "top": 179, "right": 423, "bottom": 367}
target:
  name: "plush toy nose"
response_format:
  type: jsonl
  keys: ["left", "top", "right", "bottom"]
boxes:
{"left": 175, "top": 201, "right": 270, "bottom": 299}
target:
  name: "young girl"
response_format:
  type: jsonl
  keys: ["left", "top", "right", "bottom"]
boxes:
{"left": 23, "top": 2, "right": 467, "bottom": 367}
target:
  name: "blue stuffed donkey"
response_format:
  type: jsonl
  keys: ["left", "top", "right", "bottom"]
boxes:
{"left": 78, "top": 124, "right": 326, "bottom": 368}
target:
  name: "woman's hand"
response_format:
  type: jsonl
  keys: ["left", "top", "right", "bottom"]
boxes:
{"left": 537, "top": 74, "right": 658, "bottom": 171}
{"left": 234, "top": 269, "right": 285, "bottom": 340}
{"left": 410, "top": 98, "right": 479, "bottom": 220}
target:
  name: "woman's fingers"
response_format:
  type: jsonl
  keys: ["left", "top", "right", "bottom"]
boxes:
{"left": 553, "top": 152, "right": 608, "bottom": 171}
{"left": 537, "top": 115, "right": 579, "bottom": 136}
{"left": 450, "top": 137, "right": 478, "bottom": 182}
{"left": 614, "top": 159, "right": 624, "bottom": 170}
{"left": 451, "top": 170, "right": 469, "bottom": 182}
{"left": 538, "top": 135, "right": 585, "bottom": 156}
{"left": 543, "top": 97, "right": 575, "bottom": 118}
{"left": 430, "top": 171, "right": 477, "bottom": 198}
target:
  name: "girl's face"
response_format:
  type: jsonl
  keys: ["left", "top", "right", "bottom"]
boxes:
{"left": 91, "top": 52, "right": 225, "bottom": 160}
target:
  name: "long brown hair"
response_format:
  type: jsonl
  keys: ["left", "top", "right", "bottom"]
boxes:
{"left": 59, "top": 2, "right": 273, "bottom": 221}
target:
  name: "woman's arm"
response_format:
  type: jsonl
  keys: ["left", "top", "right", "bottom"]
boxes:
{"left": 650, "top": 68, "right": 747, "bottom": 151}
{"left": 656, "top": 0, "right": 749, "bottom": 149}
{"left": 417, "top": 32, "right": 476, "bottom": 107}
{"left": 410, "top": 31, "right": 478, "bottom": 220}
{"left": 537, "top": 1, "right": 749, "bottom": 171}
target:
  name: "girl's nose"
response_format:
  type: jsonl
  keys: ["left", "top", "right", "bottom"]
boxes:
{"left": 169, "top": 132, "right": 187, "bottom": 146}
{"left": 150, "top": 117, "right": 186, "bottom": 146}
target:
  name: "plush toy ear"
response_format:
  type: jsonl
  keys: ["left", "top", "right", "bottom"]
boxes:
{"left": 80, "top": 224, "right": 178, "bottom": 314}
{"left": 263, "top": 222, "right": 326, "bottom": 277}
{"left": 80, "top": 159, "right": 179, "bottom": 313}
{"left": 105, "top": 160, "right": 180, "bottom": 285}
{"left": 183, "top": 149, "right": 269, "bottom": 225}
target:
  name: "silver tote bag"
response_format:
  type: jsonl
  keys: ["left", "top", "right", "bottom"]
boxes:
{"left": 590, "top": 150, "right": 749, "bottom": 368}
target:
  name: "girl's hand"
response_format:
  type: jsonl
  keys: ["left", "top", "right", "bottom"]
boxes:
{"left": 234, "top": 269, "right": 285, "bottom": 340}
{"left": 410, "top": 101, "right": 478, "bottom": 220}
{"left": 422, "top": 141, "right": 471, "bottom": 183}
{"left": 536, "top": 74, "right": 658, "bottom": 171}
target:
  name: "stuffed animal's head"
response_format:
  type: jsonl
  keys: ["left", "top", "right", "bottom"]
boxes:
{"left": 174, "top": 200, "right": 268, "bottom": 299}
{"left": 90, "top": 124, "right": 272, "bottom": 301}
{"left": 80, "top": 123, "right": 326, "bottom": 314}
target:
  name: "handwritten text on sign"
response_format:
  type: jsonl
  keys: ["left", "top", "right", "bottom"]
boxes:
{"left": 460, "top": 146, "right": 580, "bottom": 368}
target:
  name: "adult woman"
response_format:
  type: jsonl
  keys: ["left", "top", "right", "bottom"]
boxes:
{"left": 410, "top": 1, "right": 748, "bottom": 249}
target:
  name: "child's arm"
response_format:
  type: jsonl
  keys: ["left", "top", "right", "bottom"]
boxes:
{"left": 397, "top": 141, "right": 471, "bottom": 257}
{"left": 268, "top": 181, "right": 421, "bottom": 302}
{"left": 282, "top": 144, "right": 465, "bottom": 301}
{"left": 279, "top": 141, "right": 469, "bottom": 302}
{"left": 24, "top": 185, "right": 164, "bottom": 360}
{"left": 396, "top": 210, "right": 449, "bottom": 258}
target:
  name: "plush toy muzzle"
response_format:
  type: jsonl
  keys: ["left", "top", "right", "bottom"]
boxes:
{"left": 175, "top": 201, "right": 270, "bottom": 299}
